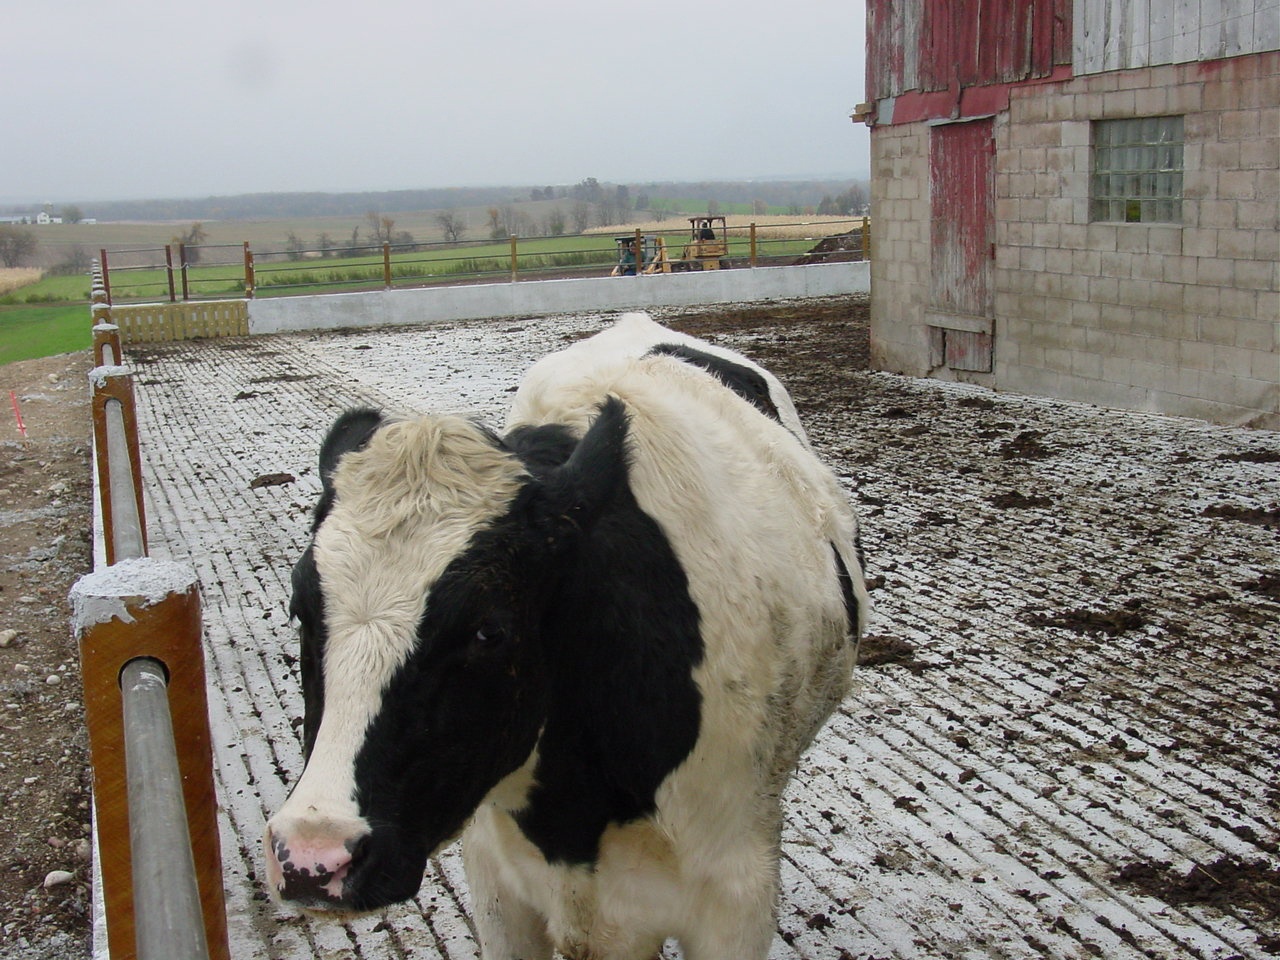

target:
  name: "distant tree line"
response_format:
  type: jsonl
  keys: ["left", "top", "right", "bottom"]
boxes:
{"left": 2, "top": 178, "right": 869, "bottom": 227}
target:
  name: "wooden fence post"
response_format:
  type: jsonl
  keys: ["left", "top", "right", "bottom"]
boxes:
{"left": 90, "top": 367, "right": 148, "bottom": 565}
{"left": 97, "top": 252, "right": 113, "bottom": 306}
{"left": 509, "top": 234, "right": 518, "bottom": 283}
{"left": 166, "top": 246, "right": 178, "bottom": 303}
{"left": 93, "top": 323, "right": 123, "bottom": 368}
{"left": 179, "top": 243, "right": 190, "bottom": 301}
{"left": 243, "top": 242, "right": 255, "bottom": 298}
{"left": 382, "top": 242, "right": 392, "bottom": 289}
{"left": 749, "top": 223, "right": 758, "bottom": 267}
{"left": 71, "top": 560, "right": 229, "bottom": 960}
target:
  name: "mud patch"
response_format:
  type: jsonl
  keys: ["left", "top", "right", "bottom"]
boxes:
{"left": 249, "top": 472, "right": 296, "bottom": 490}
{"left": 1026, "top": 601, "right": 1146, "bottom": 636}
{"left": 1116, "top": 856, "right": 1280, "bottom": 923}
{"left": 857, "top": 634, "right": 939, "bottom": 674}
{"left": 1202, "top": 503, "right": 1280, "bottom": 531}
{"left": 989, "top": 490, "right": 1053, "bottom": 509}
{"left": 999, "top": 430, "right": 1054, "bottom": 460}
{"left": 1240, "top": 572, "right": 1280, "bottom": 601}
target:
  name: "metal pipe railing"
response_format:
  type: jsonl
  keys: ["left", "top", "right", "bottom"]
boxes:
{"left": 121, "top": 657, "right": 211, "bottom": 960}
{"left": 76, "top": 273, "right": 230, "bottom": 960}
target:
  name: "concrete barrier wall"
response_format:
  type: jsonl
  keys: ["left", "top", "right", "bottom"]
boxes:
{"left": 246, "top": 261, "right": 870, "bottom": 334}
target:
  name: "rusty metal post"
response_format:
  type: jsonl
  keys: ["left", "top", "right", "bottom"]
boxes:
{"left": 90, "top": 367, "right": 148, "bottom": 565}
{"left": 179, "top": 243, "right": 190, "bottom": 301}
{"left": 100, "top": 250, "right": 113, "bottom": 305}
{"left": 382, "top": 242, "right": 392, "bottom": 289}
{"left": 749, "top": 223, "right": 758, "bottom": 267}
{"left": 243, "top": 242, "right": 255, "bottom": 298}
{"left": 862, "top": 215, "right": 871, "bottom": 261}
{"left": 71, "top": 560, "right": 229, "bottom": 960}
{"left": 509, "top": 234, "right": 518, "bottom": 283}
{"left": 634, "top": 228, "right": 643, "bottom": 274}
{"left": 165, "top": 246, "right": 177, "bottom": 303}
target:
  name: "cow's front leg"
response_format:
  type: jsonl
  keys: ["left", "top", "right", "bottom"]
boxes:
{"left": 677, "top": 854, "right": 779, "bottom": 960}
{"left": 463, "top": 813, "right": 553, "bottom": 960}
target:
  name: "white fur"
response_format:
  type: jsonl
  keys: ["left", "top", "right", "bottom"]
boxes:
{"left": 268, "top": 417, "right": 529, "bottom": 865}
{"left": 468, "top": 313, "right": 868, "bottom": 959}
{"left": 511, "top": 311, "right": 813, "bottom": 449}
{"left": 269, "top": 314, "right": 868, "bottom": 957}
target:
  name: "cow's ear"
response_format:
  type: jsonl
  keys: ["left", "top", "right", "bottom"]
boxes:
{"left": 319, "top": 408, "right": 383, "bottom": 491}
{"left": 536, "top": 397, "right": 629, "bottom": 546}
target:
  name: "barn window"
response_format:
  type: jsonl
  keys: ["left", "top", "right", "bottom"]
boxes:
{"left": 1090, "top": 116, "right": 1184, "bottom": 223}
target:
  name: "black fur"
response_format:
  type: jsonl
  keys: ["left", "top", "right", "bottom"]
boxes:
{"left": 832, "top": 543, "right": 860, "bottom": 642}
{"left": 295, "top": 399, "right": 704, "bottom": 907}
{"left": 647, "top": 342, "right": 782, "bottom": 423}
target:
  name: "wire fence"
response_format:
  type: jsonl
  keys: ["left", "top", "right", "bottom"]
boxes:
{"left": 95, "top": 217, "right": 871, "bottom": 304}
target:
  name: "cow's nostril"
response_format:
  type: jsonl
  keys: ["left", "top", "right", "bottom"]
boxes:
{"left": 265, "top": 826, "right": 358, "bottom": 907}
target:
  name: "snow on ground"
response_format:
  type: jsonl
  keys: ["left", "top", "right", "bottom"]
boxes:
{"left": 120, "top": 306, "right": 1279, "bottom": 960}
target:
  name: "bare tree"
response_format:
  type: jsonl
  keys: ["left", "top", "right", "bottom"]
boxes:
{"left": 172, "top": 222, "right": 208, "bottom": 264}
{"left": 0, "top": 225, "right": 37, "bottom": 267}
{"left": 365, "top": 212, "right": 396, "bottom": 245}
{"left": 436, "top": 210, "right": 466, "bottom": 245}
{"left": 570, "top": 201, "right": 592, "bottom": 234}
{"left": 54, "top": 244, "right": 92, "bottom": 276}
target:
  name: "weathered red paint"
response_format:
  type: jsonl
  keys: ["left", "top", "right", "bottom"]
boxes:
{"left": 930, "top": 118, "right": 996, "bottom": 372}
{"left": 887, "top": 64, "right": 1073, "bottom": 125}
{"left": 868, "top": 0, "right": 1073, "bottom": 123}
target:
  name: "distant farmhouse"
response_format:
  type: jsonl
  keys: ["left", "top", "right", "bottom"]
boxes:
{"left": 862, "top": 0, "right": 1278, "bottom": 428}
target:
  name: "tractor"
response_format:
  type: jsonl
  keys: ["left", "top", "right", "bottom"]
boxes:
{"left": 610, "top": 215, "right": 731, "bottom": 275}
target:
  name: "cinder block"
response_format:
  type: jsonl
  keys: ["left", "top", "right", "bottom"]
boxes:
{"left": 1196, "top": 257, "right": 1234, "bottom": 286}
{"left": 1218, "top": 231, "right": 1259, "bottom": 261}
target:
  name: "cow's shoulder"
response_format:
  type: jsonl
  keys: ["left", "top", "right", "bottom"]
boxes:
{"left": 645, "top": 342, "right": 781, "bottom": 423}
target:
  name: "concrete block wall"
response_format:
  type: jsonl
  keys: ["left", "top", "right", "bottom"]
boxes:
{"left": 868, "top": 124, "right": 933, "bottom": 374}
{"left": 870, "top": 50, "right": 1279, "bottom": 428}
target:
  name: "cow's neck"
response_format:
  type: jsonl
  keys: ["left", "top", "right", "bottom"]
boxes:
{"left": 514, "top": 482, "right": 704, "bottom": 867}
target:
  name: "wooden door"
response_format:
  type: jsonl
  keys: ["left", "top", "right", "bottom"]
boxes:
{"left": 928, "top": 118, "right": 995, "bottom": 372}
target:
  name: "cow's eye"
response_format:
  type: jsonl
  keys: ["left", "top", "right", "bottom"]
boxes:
{"left": 471, "top": 624, "right": 509, "bottom": 655}
{"left": 474, "top": 624, "right": 505, "bottom": 649}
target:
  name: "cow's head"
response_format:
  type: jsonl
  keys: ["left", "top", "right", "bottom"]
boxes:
{"left": 265, "top": 400, "right": 628, "bottom": 911}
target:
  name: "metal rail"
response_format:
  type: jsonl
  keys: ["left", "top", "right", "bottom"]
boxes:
{"left": 121, "top": 657, "right": 211, "bottom": 960}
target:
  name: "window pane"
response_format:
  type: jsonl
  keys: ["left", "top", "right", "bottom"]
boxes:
{"left": 1090, "top": 116, "right": 1184, "bottom": 222}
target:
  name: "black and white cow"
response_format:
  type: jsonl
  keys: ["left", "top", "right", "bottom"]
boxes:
{"left": 265, "top": 312, "right": 868, "bottom": 959}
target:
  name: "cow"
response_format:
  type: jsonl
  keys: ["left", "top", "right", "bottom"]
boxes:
{"left": 265, "top": 312, "right": 868, "bottom": 960}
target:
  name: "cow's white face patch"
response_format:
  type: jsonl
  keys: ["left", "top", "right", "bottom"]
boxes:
{"left": 275, "top": 415, "right": 527, "bottom": 842}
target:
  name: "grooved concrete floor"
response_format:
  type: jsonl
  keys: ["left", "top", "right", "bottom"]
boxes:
{"left": 121, "top": 303, "right": 1279, "bottom": 960}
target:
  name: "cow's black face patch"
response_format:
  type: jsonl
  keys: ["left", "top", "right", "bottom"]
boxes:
{"left": 647, "top": 342, "right": 782, "bottom": 423}
{"left": 281, "top": 399, "right": 705, "bottom": 909}
{"left": 290, "top": 545, "right": 326, "bottom": 761}
{"left": 343, "top": 512, "right": 556, "bottom": 908}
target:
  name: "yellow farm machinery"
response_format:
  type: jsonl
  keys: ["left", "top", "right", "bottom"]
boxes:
{"left": 611, "top": 216, "right": 731, "bottom": 275}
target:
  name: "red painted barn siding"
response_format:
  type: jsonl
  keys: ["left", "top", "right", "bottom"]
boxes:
{"left": 869, "top": 0, "right": 1072, "bottom": 106}
{"left": 929, "top": 120, "right": 995, "bottom": 321}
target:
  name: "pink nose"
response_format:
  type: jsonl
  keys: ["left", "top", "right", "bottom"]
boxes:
{"left": 265, "top": 826, "right": 357, "bottom": 907}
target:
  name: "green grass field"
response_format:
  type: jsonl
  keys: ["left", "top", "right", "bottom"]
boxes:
{"left": 0, "top": 227, "right": 825, "bottom": 364}
{"left": 0, "top": 304, "right": 91, "bottom": 366}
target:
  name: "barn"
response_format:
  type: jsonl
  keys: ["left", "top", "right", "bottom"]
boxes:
{"left": 861, "top": 0, "right": 1278, "bottom": 429}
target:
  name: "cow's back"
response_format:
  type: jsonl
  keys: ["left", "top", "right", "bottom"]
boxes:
{"left": 507, "top": 327, "right": 862, "bottom": 796}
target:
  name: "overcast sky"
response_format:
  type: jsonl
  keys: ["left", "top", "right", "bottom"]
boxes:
{"left": 2, "top": 1, "right": 868, "bottom": 205}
